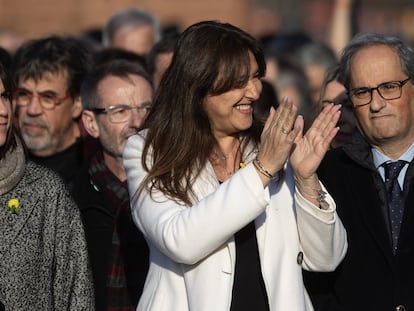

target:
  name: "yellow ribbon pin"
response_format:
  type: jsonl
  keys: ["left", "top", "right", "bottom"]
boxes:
{"left": 7, "top": 198, "right": 20, "bottom": 214}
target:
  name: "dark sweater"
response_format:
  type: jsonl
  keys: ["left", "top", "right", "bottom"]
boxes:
{"left": 29, "top": 138, "right": 84, "bottom": 188}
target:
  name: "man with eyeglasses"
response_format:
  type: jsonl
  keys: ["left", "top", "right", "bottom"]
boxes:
{"left": 72, "top": 59, "right": 153, "bottom": 311}
{"left": 303, "top": 33, "right": 414, "bottom": 311}
{"left": 12, "top": 35, "right": 93, "bottom": 187}
{"left": 9, "top": 36, "right": 95, "bottom": 309}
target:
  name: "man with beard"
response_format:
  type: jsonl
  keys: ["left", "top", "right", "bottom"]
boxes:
{"left": 12, "top": 35, "right": 93, "bottom": 188}
{"left": 72, "top": 60, "right": 153, "bottom": 311}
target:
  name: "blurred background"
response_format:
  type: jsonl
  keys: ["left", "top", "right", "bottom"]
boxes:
{"left": 1, "top": 0, "right": 414, "bottom": 53}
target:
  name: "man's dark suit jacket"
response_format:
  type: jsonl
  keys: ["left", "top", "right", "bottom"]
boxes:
{"left": 304, "top": 131, "right": 414, "bottom": 311}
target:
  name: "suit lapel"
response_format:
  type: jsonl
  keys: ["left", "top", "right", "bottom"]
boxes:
{"left": 349, "top": 164, "right": 394, "bottom": 263}
{"left": 397, "top": 171, "right": 414, "bottom": 251}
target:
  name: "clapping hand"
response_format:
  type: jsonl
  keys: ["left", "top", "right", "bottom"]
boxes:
{"left": 290, "top": 103, "right": 340, "bottom": 204}
{"left": 255, "top": 97, "right": 340, "bottom": 195}
{"left": 290, "top": 103, "right": 340, "bottom": 180}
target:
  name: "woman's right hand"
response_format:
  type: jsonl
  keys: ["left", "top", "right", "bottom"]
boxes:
{"left": 255, "top": 97, "right": 302, "bottom": 184}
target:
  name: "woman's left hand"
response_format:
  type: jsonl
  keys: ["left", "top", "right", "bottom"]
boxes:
{"left": 290, "top": 103, "right": 341, "bottom": 180}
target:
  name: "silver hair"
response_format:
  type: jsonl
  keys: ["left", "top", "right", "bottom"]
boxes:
{"left": 102, "top": 8, "right": 161, "bottom": 47}
{"left": 338, "top": 32, "right": 414, "bottom": 89}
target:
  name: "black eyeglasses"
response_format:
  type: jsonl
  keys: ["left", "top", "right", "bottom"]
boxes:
{"left": 89, "top": 104, "right": 152, "bottom": 123}
{"left": 14, "top": 89, "right": 70, "bottom": 110}
{"left": 348, "top": 78, "right": 411, "bottom": 108}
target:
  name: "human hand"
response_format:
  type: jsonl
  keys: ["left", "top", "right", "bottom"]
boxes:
{"left": 290, "top": 103, "right": 340, "bottom": 181}
{"left": 255, "top": 97, "right": 302, "bottom": 181}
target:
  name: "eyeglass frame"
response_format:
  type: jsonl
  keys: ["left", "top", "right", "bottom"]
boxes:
{"left": 88, "top": 104, "right": 152, "bottom": 124}
{"left": 347, "top": 77, "right": 411, "bottom": 108}
{"left": 14, "top": 89, "right": 71, "bottom": 110}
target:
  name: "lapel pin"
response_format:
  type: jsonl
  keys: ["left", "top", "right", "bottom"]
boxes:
{"left": 7, "top": 198, "right": 20, "bottom": 215}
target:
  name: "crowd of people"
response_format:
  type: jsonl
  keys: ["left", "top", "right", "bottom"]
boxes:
{"left": 1, "top": 0, "right": 414, "bottom": 310}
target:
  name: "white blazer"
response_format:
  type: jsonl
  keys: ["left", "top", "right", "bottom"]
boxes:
{"left": 123, "top": 133, "right": 347, "bottom": 311}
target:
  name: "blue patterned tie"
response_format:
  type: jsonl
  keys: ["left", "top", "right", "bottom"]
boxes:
{"left": 383, "top": 160, "right": 407, "bottom": 254}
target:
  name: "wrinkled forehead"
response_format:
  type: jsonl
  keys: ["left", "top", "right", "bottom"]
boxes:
{"left": 350, "top": 45, "right": 403, "bottom": 86}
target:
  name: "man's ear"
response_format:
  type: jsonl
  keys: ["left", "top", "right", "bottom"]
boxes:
{"left": 81, "top": 110, "right": 100, "bottom": 138}
{"left": 72, "top": 95, "right": 83, "bottom": 119}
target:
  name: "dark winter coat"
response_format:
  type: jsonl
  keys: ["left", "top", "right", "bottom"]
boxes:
{"left": 304, "top": 131, "right": 414, "bottom": 311}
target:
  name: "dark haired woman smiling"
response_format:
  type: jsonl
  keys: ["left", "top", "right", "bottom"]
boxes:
{"left": 124, "top": 21, "right": 347, "bottom": 311}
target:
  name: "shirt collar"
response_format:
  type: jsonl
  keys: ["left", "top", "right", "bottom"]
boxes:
{"left": 372, "top": 141, "right": 414, "bottom": 169}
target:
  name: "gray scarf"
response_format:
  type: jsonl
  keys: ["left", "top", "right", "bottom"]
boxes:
{"left": 0, "top": 136, "right": 26, "bottom": 195}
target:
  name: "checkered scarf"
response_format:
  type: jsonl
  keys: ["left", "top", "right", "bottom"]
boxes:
{"left": 88, "top": 152, "right": 135, "bottom": 311}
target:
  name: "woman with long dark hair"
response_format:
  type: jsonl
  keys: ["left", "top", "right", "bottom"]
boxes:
{"left": 124, "top": 21, "right": 347, "bottom": 311}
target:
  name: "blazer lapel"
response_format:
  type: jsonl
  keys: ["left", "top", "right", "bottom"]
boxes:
{"left": 0, "top": 181, "right": 39, "bottom": 257}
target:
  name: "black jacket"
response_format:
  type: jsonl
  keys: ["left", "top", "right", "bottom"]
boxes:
{"left": 304, "top": 131, "right": 414, "bottom": 311}
{"left": 72, "top": 150, "right": 148, "bottom": 311}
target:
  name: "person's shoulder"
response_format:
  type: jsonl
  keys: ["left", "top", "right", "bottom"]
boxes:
{"left": 324, "top": 146, "right": 346, "bottom": 161}
{"left": 124, "top": 131, "right": 146, "bottom": 155}
{"left": 20, "top": 162, "right": 79, "bottom": 218}
{"left": 319, "top": 147, "right": 346, "bottom": 171}
{"left": 71, "top": 157, "right": 92, "bottom": 189}
{"left": 26, "top": 160, "right": 64, "bottom": 180}
{"left": 128, "top": 131, "right": 146, "bottom": 145}
{"left": 24, "top": 161, "right": 70, "bottom": 193}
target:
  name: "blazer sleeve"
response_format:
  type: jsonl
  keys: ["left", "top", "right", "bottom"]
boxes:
{"left": 123, "top": 134, "right": 269, "bottom": 265}
{"left": 295, "top": 183, "right": 348, "bottom": 272}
